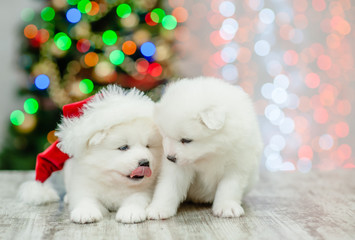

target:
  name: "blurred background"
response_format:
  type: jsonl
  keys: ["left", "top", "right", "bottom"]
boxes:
{"left": 0, "top": 0, "right": 354, "bottom": 172}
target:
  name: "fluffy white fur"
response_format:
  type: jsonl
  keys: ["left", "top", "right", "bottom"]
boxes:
{"left": 147, "top": 77, "right": 263, "bottom": 219}
{"left": 18, "top": 180, "right": 59, "bottom": 205}
{"left": 55, "top": 86, "right": 161, "bottom": 223}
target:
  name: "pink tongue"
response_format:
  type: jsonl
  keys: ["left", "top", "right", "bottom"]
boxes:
{"left": 130, "top": 166, "right": 152, "bottom": 178}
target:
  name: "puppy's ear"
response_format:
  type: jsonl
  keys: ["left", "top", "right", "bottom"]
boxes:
{"left": 199, "top": 107, "right": 225, "bottom": 130}
{"left": 88, "top": 130, "right": 107, "bottom": 147}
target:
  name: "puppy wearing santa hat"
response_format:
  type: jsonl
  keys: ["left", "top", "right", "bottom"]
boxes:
{"left": 18, "top": 85, "right": 162, "bottom": 224}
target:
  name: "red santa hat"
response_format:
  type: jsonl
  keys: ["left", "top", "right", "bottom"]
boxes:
{"left": 35, "top": 96, "right": 94, "bottom": 183}
{"left": 18, "top": 96, "right": 94, "bottom": 204}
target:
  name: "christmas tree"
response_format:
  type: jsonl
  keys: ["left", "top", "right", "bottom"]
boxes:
{"left": 0, "top": 0, "right": 181, "bottom": 169}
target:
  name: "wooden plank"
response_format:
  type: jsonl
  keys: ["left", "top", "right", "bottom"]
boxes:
{"left": 0, "top": 170, "right": 354, "bottom": 240}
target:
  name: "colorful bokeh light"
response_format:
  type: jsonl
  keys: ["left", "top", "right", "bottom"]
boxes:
{"left": 66, "top": 8, "right": 81, "bottom": 24}
{"left": 162, "top": 15, "right": 177, "bottom": 30}
{"left": 122, "top": 41, "right": 137, "bottom": 55}
{"left": 151, "top": 8, "right": 165, "bottom": 23}
{"left": 79, "top": 79, "right": 94, "bottom": 94}
{"left": 24, "top": 98, "right": 39, "bottom": 114}
{"left": 54, "top": 32, "right": 72, "bottom": 51}
{"left": 77, "top": 0, "right": 92, "bottom": 14}
{"left": 34, "top": 74, "right": 50, "bottom": 90}
{"left": 109, "top": 50, "right": 125, "bottom": 65}
{"left": 41, "top": 7, "right": 55, "bottom": 22}
{"left": 24, "top": 24, "right": 38, "bottom": 39}
{"left": 84, "top": 52, "right": 99, "bottom": 67}
{"left": 173, "top": 0, "right": 354, "bottom": 171}
{"left": 10, "top": 110, "right": 25, "bottom": 126}
{"left": 140, "top": 42, "right": 156, "bottom": 57}
{"left": 116, "top": 4, "right": 131, "bottom": 18}
{"left": 76, "top": 39, "right": 91, "bottom": 53}
{"left": 102, "top": 30, "right": 117, "bottom": 45}
{"left": 87, "top": 1, "right": 100, "bottom": 16}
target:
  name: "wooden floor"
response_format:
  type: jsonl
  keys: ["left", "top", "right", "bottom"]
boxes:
{"left": 1, "top": 170, "right": 354, "bottom": 240}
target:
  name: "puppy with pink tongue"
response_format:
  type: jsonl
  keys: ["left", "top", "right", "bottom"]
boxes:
{"left": 56, "top": 86, "right": 162, "bottom": 224}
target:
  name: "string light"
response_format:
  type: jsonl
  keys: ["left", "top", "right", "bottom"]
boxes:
{"left": 34, "top": 74, "right": 50, "bottom": 90}
{"left": 77, "top": 0, "right": 92, "bottom": 14}
{"left": 79, "top": 79, "right": 94, "bottom": 94}
{"left": 102, "top": 30, "right": 117, "bottom": 45}
{"left": 151, "top": 8, "right": 165, "bottom": 23}
{"left": 24, "top": 98, "right": 39, "bottom": 114}
{"left": 66, "top": 8, "right": 81, "bottom": 24}
{"left": 140, "top": 42, "right": 156, "bottom": 57}
{"left": 24, "top": 24, "right": 38, "bottom": 39}
{"left": 41, "top": 7, "right": 55, "bottom": 22}
{"left": 10, "top": 110, "right": 25, "bottom": 126}
{"left": 162, "top": 15, "right": 177, "bottom": 30}
{"left": 54, "top": 32, "right": 72, "bottom": 51}
{"left": 122, "top": 41, "right": 137, "bottom": 55}
{"left": 116, "top": 4, "right": 131, "bottom": 18}
{"left": 84, "top": 52, "right": 99, "bottom": 67}
{"left": 109, "top": 50, "right": 125, "bottom": 65}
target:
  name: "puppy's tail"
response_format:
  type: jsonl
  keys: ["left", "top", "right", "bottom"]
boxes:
{"left": 18, "top": 181, "right": 59, "bottom": 205}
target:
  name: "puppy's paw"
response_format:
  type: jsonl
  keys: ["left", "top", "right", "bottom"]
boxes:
{"left": 116, "top": 206, "right": 146, "bottom": 223}
{"left": 146, "top": 204, "right": 176, "bottom": 220}
{"left": 212, "top": 201, "right": 245, "bottom": 218}
{"left": 70, "top": 206, "right": 103, "bottom": 224}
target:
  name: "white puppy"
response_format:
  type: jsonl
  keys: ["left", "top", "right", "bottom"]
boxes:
{"left": 56, "top": 86, "right": 162, "bottom": 224}
{"left": 147, "top": 77, "right": 262, "bottom": 219}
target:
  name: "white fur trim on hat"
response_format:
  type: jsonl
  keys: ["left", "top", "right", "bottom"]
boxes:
{"left": 55, "top": 85, "right": 154, "bottom": 157}
{"left": 18, "top": 181, "right": 60, "bottom": 205}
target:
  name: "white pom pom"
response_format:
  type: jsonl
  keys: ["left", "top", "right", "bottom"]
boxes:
{"left": 18, "top": 181, "right": 60, "bottom": 205}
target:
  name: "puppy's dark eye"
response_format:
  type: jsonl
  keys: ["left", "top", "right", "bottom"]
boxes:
{"left": 146, "top": 145, "right": 150, "bottom": 148}
{"left": 180, "top": 138, "right": 193, "bottom": 144}
{"left": 118, "top": 145, "right": 129, "bottom": 151}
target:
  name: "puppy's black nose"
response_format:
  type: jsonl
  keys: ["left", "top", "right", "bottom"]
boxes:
{"left": 138, "top": 159, "right": 150, "bottom": 167}
{"left": 167, "top": 155, "right": 177, "bottom": 163}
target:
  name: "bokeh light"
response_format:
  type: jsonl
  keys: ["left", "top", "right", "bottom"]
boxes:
{"left": 23, "top": 98, "right": 39, "bottom": 114}
{"left": 254, "top": 40, "right": 270, "bottom": 56}
{"left": 259, "top": 8, "right": 275, "bottom": 24}
{"left": 140, "top": 42, "right": 156, "bottom": 57}
{"left": 136, "top": 58, "right": 149, "bottom": 74}
{"left": 34, "top": 74, "right": 50, "bottom": 90}
{"left": 305, "top": 73, "right": 320, "bottom": 88}
{"left": 151, "top": 8, "right": 165, "bottom": 23}
{"left": 10, "top": 110, "right": 25, "bottom": 126}
{"left": 66, "top": 8, "right": 81, "bottom": 24}
{"left": 84, "top": 52, "right": 99, "bottom": 67}
{"left": 172, "top": 7, "right": 188, "bottom": 23}
{"left": 122, "top": 41, "right": 137, "bottom": 55}
{"left": 36, "top": 29, "right": 50, "bottom": 44}
{"left": 21, "top": 8, "right": 35, "bottom": 22}
{"left": 116, "top": 4, "right": 131, "bottom": 18}
{"left": 145, "top": 13, "right": 158, "bottom": 26}
{"left": 77, "top": 0, "right": 92, "bottom": 14}
{"left": 24, "top": 24, "right": 38, "bottom": 39}
{"left": 162, "top": 15, "right": 177, "bottom": 30}
{"left": 76, "top": 39, "right": 91, "bottom": 53}
{"left": 79, "top": 79, "right": 94, "bottom": 94}
{"left": 219, "top": 1, "right": 235, "bottom": 17}
{"left": 54, "top": 32, "right": 72, "bottom": 51}
{"left": 41, "top": 7, "right": 55, "bottom": 22}
{"left": 87, "top": 1, "right": 100, "bottom": 16}
{"left": 109, "top": 50, "right": 125, "bottom": 65}
{"left": 148, "top": 63, "right": 163, "bottom": 77}
{"left": 102, "top": 30, "right": 117, "bottom": 45}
